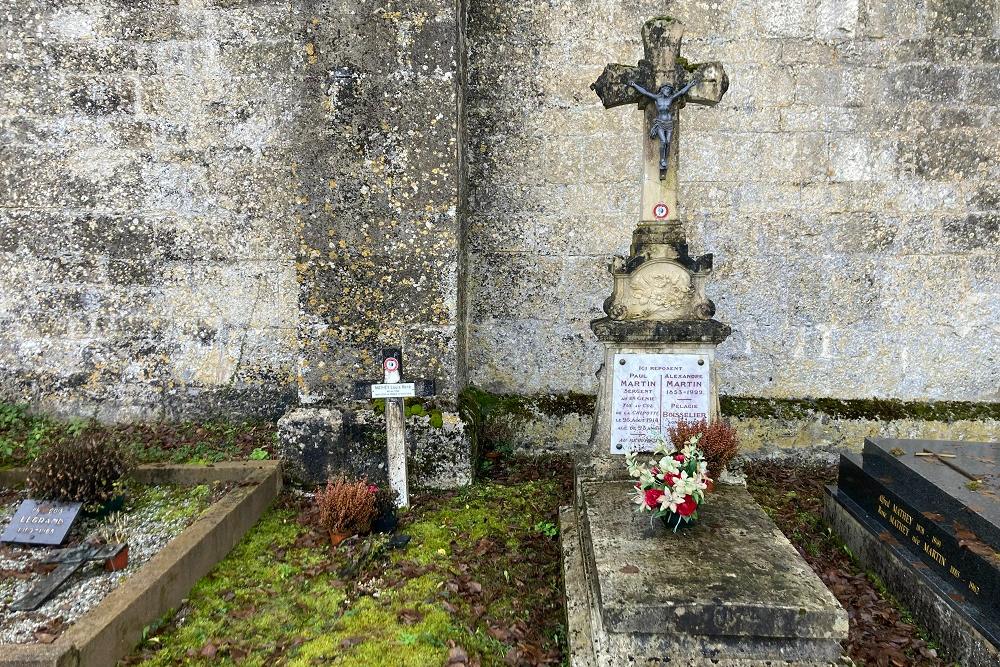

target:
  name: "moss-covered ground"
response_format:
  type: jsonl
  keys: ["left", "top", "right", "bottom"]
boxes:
{"left": 122, "top": 457, "right": 572, "bottom": 666}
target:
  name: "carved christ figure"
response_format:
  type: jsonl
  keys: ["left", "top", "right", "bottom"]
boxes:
{"left": 629, "top": 77, "right": 700, "bottom": 179}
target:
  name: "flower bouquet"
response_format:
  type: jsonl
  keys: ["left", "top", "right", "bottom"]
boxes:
{"left": 626, "top": 433, "right": 711, "bottom": 532}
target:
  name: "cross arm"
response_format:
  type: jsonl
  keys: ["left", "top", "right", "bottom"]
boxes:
{"left": 592, "top": 61, "right": 728, "bottom": 109}
{"left": 591, "top": 61, "right": 654, "bottom": 109}
{"left": 683, "top": 62, "right": 729, "bottom": 106}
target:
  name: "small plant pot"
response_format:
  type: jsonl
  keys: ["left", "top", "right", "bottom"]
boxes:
{"left": 104, "top": 545, "right": 129, "bottom": 572}
{"left": 372, "top": 512, "right": 398, "bottom": 534}
{"left": 329, "top": 530, "right": 351, "bottom": 547}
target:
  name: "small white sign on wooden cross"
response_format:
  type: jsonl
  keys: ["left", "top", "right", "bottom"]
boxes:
{"left": 353, "top": 347, "right": 436, "bottom": 508}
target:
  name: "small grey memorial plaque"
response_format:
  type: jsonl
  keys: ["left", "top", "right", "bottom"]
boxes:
{"left": 611, "top": 353, "right": 710, "bottom": 453}
{"left": 1, "top": 499, "right": 82, "bottom": 545}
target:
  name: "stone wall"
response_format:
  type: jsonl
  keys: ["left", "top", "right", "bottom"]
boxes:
{"left": 1, "top": 0, "right": 998, "bottom": 426}
{"left": 293, "top": 1, "right": 465, "bottom": 406}
{"left": 465, "top": 0, "right": 1000, "bottom": 404}
{"left": 0, "top": 0, "right": 463, "bottom": 420}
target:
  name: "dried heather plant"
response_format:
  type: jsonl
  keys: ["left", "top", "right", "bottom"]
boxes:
{"left": 28, "top": 437, "right": 133, "bottom": 503}
{"left": 667, "top": 419, "right": 707, "bottom": 452}
{"left": 314, "top": 476, "right": 378, "bottom": 536}
{"left": 668, "top": 419, "right": 740, "bottom": 478}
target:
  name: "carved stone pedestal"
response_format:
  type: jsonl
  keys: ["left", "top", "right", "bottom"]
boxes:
{"left": 584, "top": 217, "right": 732, "bottom": 467}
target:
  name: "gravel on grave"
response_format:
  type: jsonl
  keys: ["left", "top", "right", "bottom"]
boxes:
{"left": 0, "top": 483, "right": 229, "bottom": 645}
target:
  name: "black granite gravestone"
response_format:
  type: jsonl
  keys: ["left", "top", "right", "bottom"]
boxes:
{"left": 828, "top": 437, "right": 999, "bottom": 646}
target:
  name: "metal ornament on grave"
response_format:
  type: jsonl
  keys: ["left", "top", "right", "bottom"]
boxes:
{"left": 353, "top": 347, "right": 436, "bottom": 509}
{"left": 11, "top": 543, "right": 126, "bottom": 612}
{"left": 591, "top": 16, "right": 729, "bottom": 323}
{"left": 1, "top": 499, "right": 82, "bottom": 545}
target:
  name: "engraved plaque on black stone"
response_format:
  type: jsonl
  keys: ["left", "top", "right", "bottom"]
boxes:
{"left": 0, "top": 499, "right": 82, "bottom": 545}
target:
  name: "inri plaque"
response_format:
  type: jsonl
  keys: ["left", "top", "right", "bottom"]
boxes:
{"left": 611, "top": 353, "right": 710, "bottom": 453}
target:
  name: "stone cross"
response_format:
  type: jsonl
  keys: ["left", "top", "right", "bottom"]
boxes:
{"left": 12, "top": 543, "right": 126, "bottom": 611}
{"left": 353, "top": 347, "right": 435, "bottom": 508}
{"left": 592, "top": 17, "right": 729, "bottom": 225}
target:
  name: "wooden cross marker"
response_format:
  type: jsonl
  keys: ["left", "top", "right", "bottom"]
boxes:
{"left": 353, "top": 347, "right": 435, "bottom": 508}
{"left": 12, "top": 543, "right": 126, "bottom": 611}
{"left": 592, "top": 17, "right": 729, "bottom": 225}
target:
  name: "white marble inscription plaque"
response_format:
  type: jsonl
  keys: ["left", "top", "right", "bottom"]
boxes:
{"left": 611, "top": 353, "right": 710, "bottom": 453}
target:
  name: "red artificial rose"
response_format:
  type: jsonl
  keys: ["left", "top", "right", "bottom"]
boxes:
{"left": 644, "top": 488, "right": 664, "bottom": 507}
{"left": 673, "top": 453, "right": 686, "bottom": 463}
{"left": 662, "top": 472, "right": 679, "bottom": 487}
{"left": 676, "top": 495, "right": 698, "bottom": 517}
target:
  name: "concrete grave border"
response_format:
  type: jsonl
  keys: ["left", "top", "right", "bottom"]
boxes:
{"left": 0, "top": 461, "right": 282, "bottom": 667}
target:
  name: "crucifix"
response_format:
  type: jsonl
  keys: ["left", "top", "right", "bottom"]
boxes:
{"left": 592, "top": 16, "right": 729, "bottom": 225}
{"left": 353, "top": 347, "right": 435, "bottom": 509}
{"left": 12, "top": 542, "right": 126, "bottom": 611}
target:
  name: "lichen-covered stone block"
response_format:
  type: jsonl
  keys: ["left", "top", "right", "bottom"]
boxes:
{"left": 278, "top": 407, "right": 472, "bottom": 490}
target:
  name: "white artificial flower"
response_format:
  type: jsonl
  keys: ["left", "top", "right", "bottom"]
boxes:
{"left": 658, "top": 456, "right": 680, "bottom": 474}
{"left": 662, "top": 493, "right": 680, "bottom": 513}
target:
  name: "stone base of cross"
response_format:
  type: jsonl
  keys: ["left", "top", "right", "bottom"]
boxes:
{"left": 353, "top": 347, "right": 436, "bottom": 508}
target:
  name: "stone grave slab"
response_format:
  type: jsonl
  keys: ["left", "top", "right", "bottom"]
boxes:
{"left": 566, "top": 480, "right": 848, "bottom": 665}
